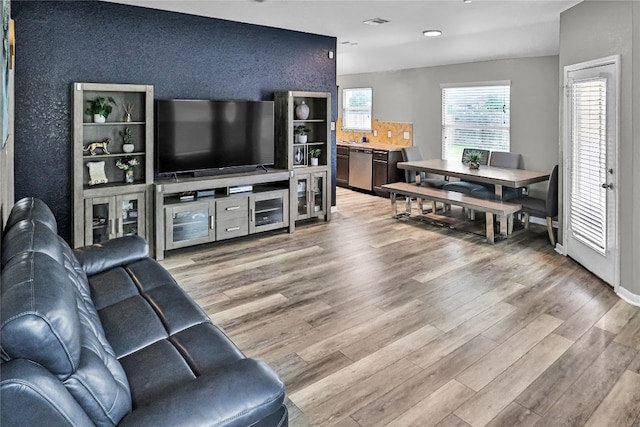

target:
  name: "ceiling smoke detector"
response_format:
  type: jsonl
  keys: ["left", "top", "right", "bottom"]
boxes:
{"left": 363, "top": 18, "right": 390, "bottom": 25}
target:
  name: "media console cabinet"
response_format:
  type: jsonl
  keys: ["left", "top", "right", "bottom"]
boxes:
{"left": 154, "top": 169, "right": 293, "bottom": 260}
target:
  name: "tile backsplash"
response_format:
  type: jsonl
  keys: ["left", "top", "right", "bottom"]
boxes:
{"left": 337, "top": 118, "right": 413, "bottom": 146}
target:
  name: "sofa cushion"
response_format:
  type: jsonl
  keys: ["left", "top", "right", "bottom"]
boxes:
{"left": 1, "top": 220, "right": 64, "bottom": 268}
{"left": 117, "top": 359, "right": 286, "bottom": 427}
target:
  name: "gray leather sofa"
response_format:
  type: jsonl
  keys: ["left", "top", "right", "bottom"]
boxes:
{"left": 0, "top": 197, "right": 287, "bottom": 427}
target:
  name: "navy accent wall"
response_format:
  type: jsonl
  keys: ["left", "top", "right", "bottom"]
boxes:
{"left": 12, "top": 1, "right": 337, "bottom": 242}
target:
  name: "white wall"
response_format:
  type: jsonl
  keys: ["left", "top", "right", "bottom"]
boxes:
{"left": 559, "top": 1, "right": 639, "bottom": 301}
{"left": 338, "top": 56, "right": 560, "bottom": 197}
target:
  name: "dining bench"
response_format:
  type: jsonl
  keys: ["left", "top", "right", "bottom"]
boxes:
{"left": 381, "top": 182, "right": 522, "bottom": 244}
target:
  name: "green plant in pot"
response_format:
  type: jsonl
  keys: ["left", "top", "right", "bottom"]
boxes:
{"left": 295, "top": 126, "right": 310, "bottom": 143}
{"left": 463, "top": 150, "right": 484, "bottom": 169}
{"left": 309, "top": 148, "right": 322, "bottom": 166}
{"left": 120, "top": 127, "right": 134, "bottom": 153}
{"left": 86, "top": 96, "right": 116, "bottom": 123}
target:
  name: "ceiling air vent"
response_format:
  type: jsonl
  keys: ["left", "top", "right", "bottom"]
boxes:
{"left": 363, "top": 18, "right": 390, "bottom": 25}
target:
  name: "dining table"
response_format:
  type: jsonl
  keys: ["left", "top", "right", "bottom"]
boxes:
{"left": 396, "top": 159, "right": 551, "bottom": 198}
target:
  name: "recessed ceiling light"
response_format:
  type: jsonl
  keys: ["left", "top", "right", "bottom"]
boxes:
{"left": 423, "top": 30, "right": 443, "bottom": 37}
{"left": 463, "top": 0, "right": 472, "bottom": 3}
{"left": 363, "top": 18, "right": 390, "bottom": 25}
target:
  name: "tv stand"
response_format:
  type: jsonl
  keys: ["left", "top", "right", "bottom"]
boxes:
{"left": 154, "top": 168, "right": 293, "bottom": 260}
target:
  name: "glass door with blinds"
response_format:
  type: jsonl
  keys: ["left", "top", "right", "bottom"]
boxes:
{"left": 563, "top": 56, "right": 619, "bottom": 288}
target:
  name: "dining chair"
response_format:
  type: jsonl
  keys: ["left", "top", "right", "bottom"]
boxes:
{"left": 510, "top": 165, "right": 559, "bottom": 246}
{"left": 401, "top": 147, "right": 448, "bottom": 188}
{"left": 441, "top": 148, "right": 491, "bottom": 219}
{"left": 470, "top": 151, "right": 524, "bottom": 200}
{"left": 441, "top": 148, "right": 491, "bottom": 195}
{"left": 401, "top": 146, "right": 447, "bottom": 213}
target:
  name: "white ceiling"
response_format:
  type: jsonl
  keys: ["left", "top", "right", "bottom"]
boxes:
{"left": 105, "top": 0, "right": 581, "bottom": 75}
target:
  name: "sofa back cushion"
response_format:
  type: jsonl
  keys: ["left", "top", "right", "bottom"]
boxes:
{"left": 1, "top": 252, "right": 82, "bottom": 376}
{"left": 5, "top": 197, "right": 57, "bottom": 234}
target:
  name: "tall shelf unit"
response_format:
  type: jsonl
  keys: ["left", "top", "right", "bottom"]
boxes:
{"left": 274, "top": 91, "right": 332, "bottom": 230}
{"left": 71, "top": 83, "right": 154, "bottom": 249}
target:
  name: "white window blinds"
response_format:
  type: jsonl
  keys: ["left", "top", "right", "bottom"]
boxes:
{"left": 441, "top": 83, "right": 510, "bottom": 161}
{"left": 343, "top": 88, "right": 372, "bottom": 131}
{"left": 569, "top": 78, "right": 607, "bottom": 253}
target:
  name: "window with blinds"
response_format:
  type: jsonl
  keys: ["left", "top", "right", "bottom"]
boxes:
{"left": 441, "top": 83, "right": 510, "bottom": 161}
{"left": 569, "top": 78, "right": 607, "bottom": 253}
{"left": 342, "top": 88, "right": 372, "bottom": 131}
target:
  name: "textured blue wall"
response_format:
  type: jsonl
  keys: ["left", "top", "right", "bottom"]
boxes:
{"left": 12, "top": 1, "right": 337, "bottom": 242}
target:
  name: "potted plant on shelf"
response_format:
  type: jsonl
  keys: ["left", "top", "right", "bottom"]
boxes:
{"left": 309, "top": 148, "right": 321, "bottom": 166}
{"left": 86, "top": 96, "right": 116, "bottom": 123}
{"left": 463, "top": 150, "right": 484, "bottom": 169}
{"left": 120, "top": 127, "right": 134, "bottom": 153}
{"left": 295, "top": 126, "right": 310, "bottom": 143}
{"left": 116, "top": 156, "right": 140, "bottom": 184}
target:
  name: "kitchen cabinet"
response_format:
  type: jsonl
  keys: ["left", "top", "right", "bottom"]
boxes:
{"left": 373, "top": 149, "right": 404, "bottom": 196}
{"left": 336, "top": 146, "right": 349, "bottom": 187}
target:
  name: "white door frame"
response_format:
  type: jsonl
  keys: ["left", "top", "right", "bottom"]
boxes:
{"left": 561, "top": 54, "right": 620, "bottom": 290}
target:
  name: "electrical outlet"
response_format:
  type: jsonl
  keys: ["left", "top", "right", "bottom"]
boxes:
{"left": 373, "top": 130, "right": 378, "bottom": 137}
{"left": 403, "top": 132, "right": 410, "bottom": 140}
{"left": 387, "top": 131, "right": 392, "bottom": 138}
{"left": 330, "top": 121, "right": 335, "bottom": 131}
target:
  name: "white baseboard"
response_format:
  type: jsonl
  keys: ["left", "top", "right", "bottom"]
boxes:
{"left": 331, "top": 205, "right": 338, "bottom": 213}
{"left": 617, "top": 286, "right": 640, "bottom": 308}
{"left": 528, "top": 216, "right": 547, "bottom": 226}
{"left": 555, "top": 244, "right": 566, "bottom": 255}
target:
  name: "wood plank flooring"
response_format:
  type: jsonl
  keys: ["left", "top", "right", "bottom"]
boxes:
{"left": 161, "top": 187, "right": 640, "bottom": 427}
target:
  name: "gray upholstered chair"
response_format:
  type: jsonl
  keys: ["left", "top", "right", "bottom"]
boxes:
{"left": 471, "top": 151, "right": 524, "bottom": 200}
{"left": 442, "top": 148, "right": 491, "bottom": 195}
{"left": 510, "top": 165, "right": 559, "bottom": 245}
{"left": 401, "top": 146, "right": 447, "bottom": 188}
{"left": 401, "top": 146, "right": 448, "bottom": 214}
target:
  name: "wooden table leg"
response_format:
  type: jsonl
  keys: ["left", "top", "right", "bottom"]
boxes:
{"left": 508, "top": 214, "right": 514, "bottom": 235}
{"left": 391, "top": 192, "right": 397, "bottom": 216}
{"left": 485, "top": 212, "right": 495, "bottom": 244}
{"left": 500, "top": 214, "right": 508, "bottom": 237}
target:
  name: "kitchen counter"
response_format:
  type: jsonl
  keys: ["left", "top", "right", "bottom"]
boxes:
{"left": 337, "top": 141, "right": 405, "bottom": 152}
{"left": 336, "top": 142, "right": 404, "bottom": 195}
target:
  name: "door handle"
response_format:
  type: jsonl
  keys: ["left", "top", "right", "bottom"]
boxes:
{"left": 601, "top": 183, "right": 613, "bottom": 189}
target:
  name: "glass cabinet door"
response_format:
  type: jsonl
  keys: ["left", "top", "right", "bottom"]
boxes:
{"left": 296, "top": 178, "right": 310, "bottom": 219}
{"left": 311, "top": 173, "right": 326, "bottom": 217}
{"left": 85, "top": 197, "right": 116, "bottom": 244}
{"left": 165, "top": 202, "right": 214, "bottom": 250}
{"left": 116, "top": 193, "right": 145, "bottom": 238}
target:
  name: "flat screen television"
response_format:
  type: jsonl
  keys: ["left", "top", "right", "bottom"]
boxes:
{"left": 155, "top": 99, "right": 275, "bottom": 177}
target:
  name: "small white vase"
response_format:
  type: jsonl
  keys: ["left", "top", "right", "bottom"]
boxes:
{"left": 93, "top": 114, "right": 106, "bottom": 123}
{"left": 295, "top": 101, "right": 310, "bottom": 120}
{"left": 310, "top": 158, "right": 319, "bottom": 166}
{"left": 123, "top": 143, "right": 135, "bottom": 153}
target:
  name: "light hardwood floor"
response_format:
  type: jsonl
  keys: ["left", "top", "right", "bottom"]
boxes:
{"left": 161, "top": 187, "right": 640, "bottom": 427}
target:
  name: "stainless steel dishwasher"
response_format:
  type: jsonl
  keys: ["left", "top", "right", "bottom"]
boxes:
{"left": 348, "top": 148, "right": 373, "bottom": 191}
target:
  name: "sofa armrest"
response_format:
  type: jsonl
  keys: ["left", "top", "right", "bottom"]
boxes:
{"left": 74, "top": 235, "right": 149, "bottom": 276}
{"left": 118, "top": 358, "right": 285, "bottom": 427}
{"left": 1, "top": 359, "right": 96, "bottom": 426}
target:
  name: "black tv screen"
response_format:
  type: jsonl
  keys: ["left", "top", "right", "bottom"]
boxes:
{"left": 155, "top": 99, "right": 275, "bottom": 176}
